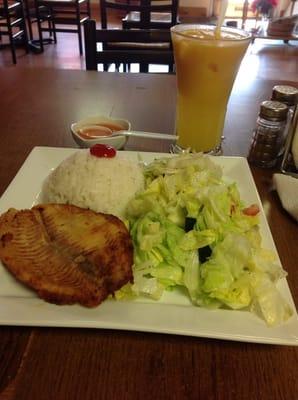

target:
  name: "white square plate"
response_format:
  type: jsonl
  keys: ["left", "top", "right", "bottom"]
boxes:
{"left": 0, "top": 146, "right": 297, "bottom": 345}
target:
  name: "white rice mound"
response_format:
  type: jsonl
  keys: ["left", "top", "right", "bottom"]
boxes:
{"left": 42, "top": 150, "right": 145, "bottom": 218}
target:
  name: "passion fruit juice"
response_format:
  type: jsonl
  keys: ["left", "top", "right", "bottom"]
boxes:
{"left": 171, "top": 25, "right": 251, "bottom": 152}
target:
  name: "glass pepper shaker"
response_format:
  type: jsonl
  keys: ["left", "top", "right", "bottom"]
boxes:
{"left": 271, "top": 85, "right": 298, "bottom": 112}
{"left": 248, "top": 100, "right": 289, "bottom": 168}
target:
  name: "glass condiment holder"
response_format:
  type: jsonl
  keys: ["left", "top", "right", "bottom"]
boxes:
{"left": 271, "top": 85, "right": 298, "bottom": 109}
{"left": 248, "top": 100, "right": 288, "bottom": 168}
{"left": 271, "top": 85, "right": 298, "bottom": 155}
{"left": 280, "top": 106, "right": 298, "bottom": 178}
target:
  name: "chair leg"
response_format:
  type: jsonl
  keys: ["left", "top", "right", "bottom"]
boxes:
{"left": 6, "top": 13, "right": 17, "bottom": 64}
{"left": 22, "top": 27, "right": 30, "bottom": 55}
{"left": 140, "top": 63, "right": 149, "bottom": 73}
{"left": 35, "top": 2, "right": 44, "bottom": 52}
{"left": 27, "top": 17, "right": 33, "bottom": 41}
{"left": 52, "top": 20, "right": 57, "bottom": 43}
{"left": 47, "top": 13, "right": 52, "bottom": 37}
{"left": 20, "top": 1, "right": 30, "bottom": 53}
{"left": 49, "top": 7, "right": 57, "bottom": 43}
{"left": 78, "top": 27, "right": 83, "bottom": 55}
{"left": 75, "top": 3, "right": 83, "bottom": 54}
{"left": 123, "top": 63, "right": 131, "bottom": 72}
{"left": 24, "top": 0, "right": 34, "bottom": 40}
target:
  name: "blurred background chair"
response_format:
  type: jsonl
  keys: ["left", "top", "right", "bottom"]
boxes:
{"left": 100, "top": 0, "right": 179, "bottom": 30}
{"left": 98, "top": 0, "right": 176, "bottom": 73}
{"left": 122, "top": 0, "right": 179, "bottom": 30}
{"left": 23, "top": 0, "right": 56, "bottom": 52}
{"left": 84, "top": 19, "right": 174, "bottom": 73}
{"left": 34, "top": 0, "right": 90, "bottom": 54}
{"left": 0, "top": 0, "right": 29, "bottom": 63}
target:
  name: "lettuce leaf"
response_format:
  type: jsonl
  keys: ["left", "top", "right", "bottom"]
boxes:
{"left": 118, "top": 153, "right": 292, "bottom": 326}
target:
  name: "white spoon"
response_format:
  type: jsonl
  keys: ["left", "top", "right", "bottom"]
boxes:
{"left": 77, "top": 125, "right": 178, "bottom": 141}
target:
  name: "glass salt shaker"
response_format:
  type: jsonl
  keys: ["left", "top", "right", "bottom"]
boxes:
{"left": 248, "top": 100, "right": 288, "bottom": 168}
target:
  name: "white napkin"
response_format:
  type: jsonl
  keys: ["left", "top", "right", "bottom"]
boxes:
{"left": 273, "top": 173, "right": 298, "bottom": 222}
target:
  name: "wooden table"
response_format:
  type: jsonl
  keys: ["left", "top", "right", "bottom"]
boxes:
{"left": 0, "top": 68, "right": 297, "bottom": 400}
{"left": 251, "top": 26, "right": 298, "bottom": 44}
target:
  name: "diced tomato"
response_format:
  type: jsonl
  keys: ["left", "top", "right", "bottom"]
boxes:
{"left": 242, "top": 204, "right": 260, "bottom": 216}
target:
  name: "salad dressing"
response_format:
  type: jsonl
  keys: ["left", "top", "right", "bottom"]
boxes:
{"left": 78, "top": 122, "right": 123, "bottom": 139}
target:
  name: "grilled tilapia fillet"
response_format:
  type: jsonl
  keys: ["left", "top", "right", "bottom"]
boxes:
{"left": 0, "top": 204, "right": 133, "bottom": 307}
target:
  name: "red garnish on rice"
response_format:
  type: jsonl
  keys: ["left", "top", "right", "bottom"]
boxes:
{"left": 90, "top": 144, "right": 116, "bottom": 158}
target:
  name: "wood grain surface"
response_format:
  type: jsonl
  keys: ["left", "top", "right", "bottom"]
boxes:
{"left": 0, "top": 68, "right": 297, "bottom": 400}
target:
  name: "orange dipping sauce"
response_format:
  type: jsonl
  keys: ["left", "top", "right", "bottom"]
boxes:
{"left": 78, "top": 122, "right": 123, "bottom": 140}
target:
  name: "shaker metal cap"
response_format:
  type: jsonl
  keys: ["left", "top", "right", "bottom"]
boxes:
{"left": 260, "top": 100, "right": 288, "bottom": 121}
{"left": 271, "top": 85, "right": 298, "bottom": 106}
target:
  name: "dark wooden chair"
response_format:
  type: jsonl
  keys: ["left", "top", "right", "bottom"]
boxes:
{"left": 99, "top": 0, "right": 179, "bottom": 30}
{"left": 0, "top": 0, "right": 29, "bottom": 63}
{"left": 122, "top": 0, "right": 179, "bottom": 30}
{"left": 23, "top": 0, "right": 56, "bottom": 47}
{"left": 84, "top": 19, "right": 174, "bottom": 73}
{"left": 34, "top": 0, "right": 91, "bottom": 54}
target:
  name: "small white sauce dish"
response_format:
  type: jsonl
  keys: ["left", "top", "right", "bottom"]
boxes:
{"left": 71, "top": 115, "right": 131, "bottom": 150}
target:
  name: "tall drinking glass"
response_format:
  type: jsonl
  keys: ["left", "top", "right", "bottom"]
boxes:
{"left": 171, "top": 24, "right": 251, "bottom": 153}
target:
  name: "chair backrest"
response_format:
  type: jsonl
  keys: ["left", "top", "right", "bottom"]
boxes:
{"left": 84, "top": 19, "right": 174, "bottom": 72}
{"left": 0, "top": 0, "right": 18, "bottom": 14}
{"left": 99, "top": 0, "right": 179, "bottom": 29}
{"left": 0, "top": 0, "right": 28, "bottom": 64}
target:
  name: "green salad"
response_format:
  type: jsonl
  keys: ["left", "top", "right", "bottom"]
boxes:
{"left": 118, "top": 153, "right": 292, "bottom": 326}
